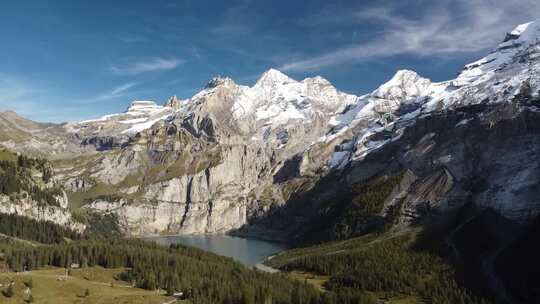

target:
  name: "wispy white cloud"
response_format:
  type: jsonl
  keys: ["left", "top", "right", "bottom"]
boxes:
{"left": 109, "top": 82, "right": 136, "bottom": 96}
{"left": 280, "top": 0, "right": 540, "bottom": 72}
{"left": 81, "top": 82, "right": 138, "bottom": 104}
{"left": 110, "top": 57, "right": 184, "bottom": 75}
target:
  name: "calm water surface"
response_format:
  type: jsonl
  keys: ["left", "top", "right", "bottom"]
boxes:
{"left": 147, "top": 234, "right": 287, "bottom": 266}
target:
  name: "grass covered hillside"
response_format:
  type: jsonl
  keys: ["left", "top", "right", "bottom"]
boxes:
{"left": 0, "top": 268, "right": 173, "bottom": 304}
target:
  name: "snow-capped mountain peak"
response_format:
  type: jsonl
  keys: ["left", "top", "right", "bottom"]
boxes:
{"left": 165, "top": 96, "right": 179, "bottom": 108}
{"left": 255, "top": 68, "right": 297, "bottom": 88}
{"left": 229, "top": 68, "right": 357, "bottom": 128}
{"left": 510, "top": 21, "right": 534, "bottom": 37}
{"left": 327, "top": 19, "right": 540, "bottom": 169}
{"left": 70, "top": 100, "right": 174, "bottom": 136}
{"left": 372, "top": 69, "right": 432, "bottom": 101}
{"left": 325, "top": 70, "right": 433, "bottom": 139}
{"left": 204, "top": 76, "right": 238, "bottom": 89}
{"left": 456, "top": 20, "right": 539, "bottom": 85}
{"left": 126, "top": 101, "right": 162, "bottom": 114}
{"left": 303, "top": 75, "right": 332, "bottom": 86}
{"left": 510, "top": 20, "right": 539, "bottom": 41}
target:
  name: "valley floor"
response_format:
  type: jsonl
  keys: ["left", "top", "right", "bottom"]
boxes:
{"left": 0, "top": 267, "right": 177, "bottom": 304}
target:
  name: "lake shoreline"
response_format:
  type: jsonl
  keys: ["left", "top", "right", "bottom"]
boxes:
{"left": 133, "top": 231, "right": 290, "bottom": 245}
{"left": 142, "top": 234, "right": 288, "bottom": 268}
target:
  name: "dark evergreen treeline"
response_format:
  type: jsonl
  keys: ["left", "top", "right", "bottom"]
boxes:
{"left": 0, "top": 213, "right": 323, "bottom": 303}
{"left": 0, "top": 153, "right": 61, "bottom": 207}
{"left": 72, "top": 210, "right": 123, "bottom": 238}
{"left": 0, "top": 213, "right": 81, "bottom": 244}
{"left": 271, "top": 233, "right": 491, "bottom": 304}
{"left": 295, "top": 173, "right": 405, "bottom": 244}
{"left": 3, "top": 238, "right": 325, "bottom": 304}
{"left": 16, "top": 154, "right": 53, "bottom": 183}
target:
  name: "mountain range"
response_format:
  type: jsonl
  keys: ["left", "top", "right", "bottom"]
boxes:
{"left": 0, "top": 19, "right": 539, "bottom": 242}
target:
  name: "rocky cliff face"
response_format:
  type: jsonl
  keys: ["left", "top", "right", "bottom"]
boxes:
{"left": 0, "top": 150, "right": 85, "bottom": 232}
{"left": 247, "top": 20, "right": 540, "bottom": 240}
{"left": 44, "top": 68, "right": 357, "bottom": 236}
{"left": 0, "top": 194, "right": 84, "bottom": 232}
{"left": 1, "top": 20, "right": 539, "bottom": 237}
{"left": 325, "top": 20, "right": 540, "bottom": 223}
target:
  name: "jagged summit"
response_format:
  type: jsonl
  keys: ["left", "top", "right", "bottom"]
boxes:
{"left": 504, "top": 21, "right": 533, "bottom": 41}
{"left": 511, "top": 21, "right": 534, "bottom": 36}
{"left": 165, "top": 95, "right": 182, "bottom": 108}
{"left": 2, "top": 20, "right": 540, "bottom": 243}
{"left": 69, "top": 20, "right": 540, "bottom": 145}
{"left": 457, "top": 20, "right": 540, "bottom": 84}
{"left": 508, "top": 19, "right": 539, "bottom": 42}
{"left": 325, "top": 70, "right": 432, "bottom": 136}
{"left": 205, "top": 76, "right": 236, "bottom": 89}
{"left": 303, "top": 75, "right": 332, "bottom": 86}
{"left": 327, "top": 19, "right": 540, "bottom": 167}
{"left": 372, "top": 69, "right": 432, "bottom": 101}
{"left": 255, "top": 68, "right": 296, "bottom": 87}
{"left": 229, "top": 68, "right": 356, "bottom": 126}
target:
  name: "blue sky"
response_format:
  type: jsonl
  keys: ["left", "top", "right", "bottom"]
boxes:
{"left": 0, "top": 0, "right": 538, "bottom": 122}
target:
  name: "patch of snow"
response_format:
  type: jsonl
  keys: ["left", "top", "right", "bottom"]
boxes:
{"left": 119, "top": 118, "right": 148, "bottom": 124}
{"left": 121, "top": 114, "right": 171, "bottom": 134}
{"left": 372, "top": 70, "right": 432, "bottom": 101}
{"left": 232, "top": 68, "right": 357, "bottom": 128}
{"left": 511, "top": 22, "right": 533, "bottom": 36}
{"left": 456, "top": 118, "right": 474, "bottom": 127}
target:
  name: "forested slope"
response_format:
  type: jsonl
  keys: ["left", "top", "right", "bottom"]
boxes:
{"left": 266, "top": 230, "right": 491, "bottom": 304}
{"left": 0, "top": 214, "right": 324, "bottom": 304}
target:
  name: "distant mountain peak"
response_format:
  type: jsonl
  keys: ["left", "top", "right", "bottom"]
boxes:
{"left": 497, "top": 20, "right": 538, "bottom": 49}
{"left": 1, "top": 110, "right": 19, "bottom": 116}
{"left": 372, "top": 69, "right": 432, "bottom": 101}
{"left": 303, "top": 75, "right": 332, "bottom": 86}
{"left": 457, "top": 19, "right": 539, "bottom": 86}
{"left": 126, "top": 100, "right": 160, "bottom": 113}
{"left": 165, "top": 95, "right": 181, "bottom": 108}
{"left": 510, "top": 20, "right": 536, "bottom": 37}
{"left": 205, "top": 76, "right": 236, "bottom": 89}
{"left": 255, "top": 68, "right": 296, "bottom": 87}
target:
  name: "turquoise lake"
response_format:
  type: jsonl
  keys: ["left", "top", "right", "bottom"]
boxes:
{"left": 146, "top": 234, "right": 287, "bottom": 266}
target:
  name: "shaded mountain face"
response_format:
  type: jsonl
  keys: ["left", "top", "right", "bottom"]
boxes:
{"left": 1, "top": 20, "right": 539, "bottom": 237}
{"left": 245, "top": 20, "right": 540, "bottom": 239}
